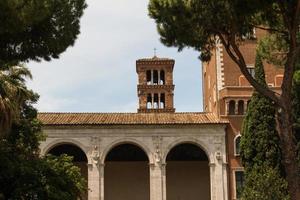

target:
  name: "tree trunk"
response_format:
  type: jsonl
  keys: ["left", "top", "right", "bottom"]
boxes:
{"left": 277, "top": 107, "right": 300, "bottom": 200}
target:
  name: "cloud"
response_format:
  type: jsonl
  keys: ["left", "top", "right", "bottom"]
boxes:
{"left": 27, "top": 0, "right": 203, "bottom": 113}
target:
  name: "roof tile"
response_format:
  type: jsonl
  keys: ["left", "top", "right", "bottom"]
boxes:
{"left": 37, "top": 112, "right": 228, "bottom": 126}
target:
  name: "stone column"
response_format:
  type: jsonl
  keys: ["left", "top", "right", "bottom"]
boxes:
{"left": 151, "top": 93, "right": 154, "bottom": 108}
{"left": 158, "top": 93, "right": 161, "bottom": 109}
{"left": 244, "top": 100, "right": 248, "bottom": 114}
{"left": 158, "top": 70, "right": 161, "bottom": 85}
{"left": 235, "top": 101, "right": 239, "bottom": 115}
{"left": 162, "top": 164, "right": 167, "bottom": 200}
{"left": 100, "top": 164, "right": 105, "bottom": 200}
{"left": 225, "top": 101, "right": 229, "bottom": 115}
{"left": 88, "top": 163, "right": 100, "bottom": 200}
{"left": 149, "top": 162, "right": 165, "bottom": 200}
{"left": 151, "top": 70, "right": 154, "bottom": 84}
{"left": 209, "top": 156, "right": 228, "bottom": 200}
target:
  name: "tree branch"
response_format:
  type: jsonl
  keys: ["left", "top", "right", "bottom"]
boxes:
{"left": 293, "top": 0, "right": 300, "bottom": 30}
{"left": 252, "top": 25, "right": 288, "bottom": 35}
{"left": 278, "top": 0, "right": 292, "bottom": 32}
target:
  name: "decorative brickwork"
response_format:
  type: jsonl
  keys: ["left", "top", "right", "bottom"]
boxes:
{"left": 203, "top": 28, "right": 284, "bottom": 200}
{"left": 136, "top": 56, "right": 175, "bottom": 113}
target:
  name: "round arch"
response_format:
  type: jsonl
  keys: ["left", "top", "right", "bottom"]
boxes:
{"left": 163, "top": 137, "right": 211, "bottom": 164}
{"left": 165, "top": 139, "right": 211, "bottom": 200}
{"left": 100, "top": 138, "right": 153, "bottom": 164}
{"left": 47, "top": 143, "right": 88, "bottom": 162}
{"left": 234, "top": 133, "right": 242, "bottom": 156}
{"left": 42, "top": 139, "right": 88, "bottom": 157}
{"left": 104, "top": 139, "right": 151, "bottom": 200}
{"left": 44, "top": 140, "right": 89, "bottom": 200}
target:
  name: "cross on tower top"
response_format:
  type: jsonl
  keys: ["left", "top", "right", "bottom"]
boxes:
{"left": 154, "top": 48, "right": 157, "bottom": 57}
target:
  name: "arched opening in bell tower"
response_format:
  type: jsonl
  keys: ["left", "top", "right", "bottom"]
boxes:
{"left": 160, "top": 70, "right": 165, "bottom": 84}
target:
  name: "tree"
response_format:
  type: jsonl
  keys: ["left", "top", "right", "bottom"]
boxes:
{"left": 292, "top": 60, "right": 300, "bottom": 168}
{"left": 0, "top": 65, "right": 34, "bottom": 136}
{"left": 0, "top": 0, "right": 87, "bottom": 134}
{"left": 0, "top": 92, "right": 86, "bottom": 199}
{"left": 241, "top": 164, "right": 289, "bottom": 200}
{"left": 0, "top": 0, "right": 87, "bottom": 66}
{"left": 240, "top": 55, "right": 289, "bottom": 200}
{"left": 148, "top": 1, "right": 300, "bottom": 199}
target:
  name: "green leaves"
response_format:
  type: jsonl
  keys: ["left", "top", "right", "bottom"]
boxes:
{"left": 0, "top": 64, "right": 35, "bottom": 136}
{"left": 241, "top": 164, "right": 290, "bottom": 200}
{"left": 240, "top": 55, "right": 289, "bottom": 199}
{"left": 148, "top": 0, "right": 278, "bottom": 61}
{"left": 0, "top": 99, "right": 86, "bottom": 199}
{"left": 0, "top": 0, "right": 87, "bottom": 65}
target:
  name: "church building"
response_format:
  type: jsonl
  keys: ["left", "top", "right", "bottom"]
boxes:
{"left": 38, "top": 29, "right": 283, "bottom": 200}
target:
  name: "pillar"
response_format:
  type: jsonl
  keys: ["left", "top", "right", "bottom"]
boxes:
{"left": 150, "top": 163, "right": 165, "bottom": 200}
{"left": 88, "top": 163, "right": 101, "bottom": 200}
{"left": 209, "top": 160, "right": 228, "bottom": 200}
{"left": 158, "top": 70, "right": 161, "bottom": 85}
{"left": 158, "top": 93, "right": 161, "bottom": 109}
{"left": 100, "top": 164, "right": 105, "bottom": 200}
{"left": 151, "top": 70, "right": 154, "bottom": 84}
{"left": 225, "top": 101, "right": 229, "bottom": 115}
{"left": 151, "top": 93, "right": 154, "bottom": 108}
{"left": 244, "top": 100, "right": 248, "bottom": 114}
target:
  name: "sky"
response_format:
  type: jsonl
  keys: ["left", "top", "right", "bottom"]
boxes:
{"left": 27, "top": 0, "right": 203, "bottom": 113}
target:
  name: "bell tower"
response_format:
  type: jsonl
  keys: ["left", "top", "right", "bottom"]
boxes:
{"left": 136, "top": 56, "right": 175, "bottom": 113}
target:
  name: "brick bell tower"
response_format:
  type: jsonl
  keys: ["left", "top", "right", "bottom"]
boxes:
{"left": 136, "top": 56, "right": 175, "bottom": 113}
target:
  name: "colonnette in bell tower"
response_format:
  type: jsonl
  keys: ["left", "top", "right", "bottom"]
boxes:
{"left": 136, "top": 56, "right": 175, "bottom": 113}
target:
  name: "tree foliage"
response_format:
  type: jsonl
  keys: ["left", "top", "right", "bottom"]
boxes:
{"left": 0, "top": 0, "right": 87, "bottom": 135}
{"left": 241, "top": 164, "right": 289, "bottom": 200}
{"left": 0, "top": 0, "right": 87, "bottom": 66}
{"left": 293, "top": 63, "right": 300, "bottom": 167}
{"left": 0, "top": 65, "right": 34, "bottom": 136}
{"left": 149, "top": 1, "right": 300, "bottom": 199}
{"left": 240, "top": 55, "right": 289, "bottom": 199}
{"left": 149, "top": 0, "right": 286, "bottom": 61}
{"left": 240, "top": 55, "right": 281, "bottom": 169}
{"left": 0, "top": 92, "right": 86, "bottom": 199}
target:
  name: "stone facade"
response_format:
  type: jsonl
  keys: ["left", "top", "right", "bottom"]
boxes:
{"left": 38, "top": 43, "right": 283, "bottom": 200}
{"left": 40, "top": 124, "right": 228, "bottom": 200}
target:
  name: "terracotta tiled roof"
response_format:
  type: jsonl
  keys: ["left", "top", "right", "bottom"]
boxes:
{"left": 136, "top": 56, "right": 174, "bottom": 62}
{"left": 38, "top": 112, "right": 227, "bottom": 126}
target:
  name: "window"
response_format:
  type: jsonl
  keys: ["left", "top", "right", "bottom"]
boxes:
{"left": 241, "top": 28, "right": 256, "bottom": 40}
{"left": 153, "top": 70, "right": 158, "bottom": 84}
{"left": 247, "top": 65, "right": 255, "bottom": 78}
{"left": 160, "top": 93, "right": 165, "bottom": 108}
{"left": 147, "top": 94, "right": 152, "bottom": 108}
{"left": 160, "top": 70, "right": 165, "bottom": 85}
{"left": 238, "top": 100, "right": 244, "bottom": 115}
{"left": 229, "top": 100, "right": 236, "bottom": 115}
{"left": 146, "top": 70, "right": 151, "bottom": 85}
{"left": 234, "top": 135, "right": 241, "bottom": 156}
{"left": 153, "top": 93, "right": 159, "bottom": 108}
{"left": 235, "top": 171, "right": 245, "bottom": 199}
{"left": 275, "top": 75, "right": 283, "bottom": 87}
